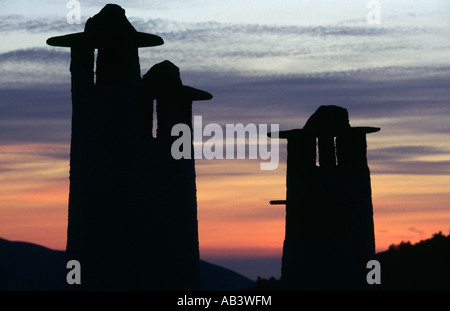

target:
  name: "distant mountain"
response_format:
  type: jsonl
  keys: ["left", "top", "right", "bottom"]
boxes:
{"left": 248, "top": 231, "right": 450, "bottom": 291}
{"left": 3, "top": 233, "right": 449, "bottom": 291}
{"left": 0, "top": 238, "right": 66, "bottom": 290}
{"left": 0, "top": 238, "right": 255, "bottom": 291}
{"left": 375, "top": 231, "right": 450, "bottom": 291}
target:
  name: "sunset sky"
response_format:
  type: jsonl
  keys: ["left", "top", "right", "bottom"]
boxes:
{"left": 1, "top": 0, "right": 449, "bottom": 280}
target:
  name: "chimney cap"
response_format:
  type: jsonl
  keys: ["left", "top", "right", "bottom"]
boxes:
{"left": 143, "top": 60, "right": 213, "bottom": 101}
{"left": 268, "top": 106, "right": 380, "bottom": 138}
{"left": 46, "top": 4, "right": 163, "bottom": 48}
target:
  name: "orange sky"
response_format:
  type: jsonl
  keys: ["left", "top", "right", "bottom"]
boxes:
{"left": 1, "top": 141, "right": 449, "bottom": 260}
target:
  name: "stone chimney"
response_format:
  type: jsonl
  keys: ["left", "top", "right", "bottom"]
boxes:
{"left": 140, "top": 60, "right": 212, "bottom": 290}
{"left": 47, "top": 4, "right": 212, "bottom": 290}
{"left": 270, "top": 105, "right": 379, "bottom": 290}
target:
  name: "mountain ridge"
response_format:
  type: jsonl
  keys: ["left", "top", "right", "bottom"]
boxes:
{"left": 2, "top": 232, "right": 449, "bottom": 291}
{"left": 0, "top": 237, "right": 255, "bottom": 291}
{"left": 247, "top": 231, "right": 450, "bottom": 291}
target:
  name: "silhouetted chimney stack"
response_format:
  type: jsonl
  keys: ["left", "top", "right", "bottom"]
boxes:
{"left": 140, "top": 60, "right": 212, "bottom": 290}
{"left": 47, "top": 5, "right": 211, "bottom": 290}
{"left": 270, "top": 105, "right": 379, "bottom": 290}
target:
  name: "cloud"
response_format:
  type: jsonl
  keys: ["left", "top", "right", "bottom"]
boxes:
{"left": 0, "top": 143, "right": 70, "bottom": 162}
{"left": 369, "top": 145, "right": 448, "bottom": 162}
{"left": 186, "top": 65, "right": 450, "bottom": 130}
{"left": 0, "top": 87, "right": 71, "bottom": 145}
{"left": 0, "top": 13, "right": 433, "bottom": 57}
{"left": 0, "top": 48, "right": 69, "bottom": 63}
{"left": 0, "top": 87, "right": 71, "bottom": 119}
{"left": 145, "top": 22, "right": 396, "bottom": 43}
{"left": 0, "top": 48, "right": 71, "bottom": 88}
{"left": 409, "top": 227, "right": 425, "bottom": 236}
{"left": 0, "top": 15, "right": 71, "bottom": 34}
{"left": 372, "top": 160, "right": 450, "bottom": 176}
{"left": 2, "top": 11, "right": 447, "bottom": 85}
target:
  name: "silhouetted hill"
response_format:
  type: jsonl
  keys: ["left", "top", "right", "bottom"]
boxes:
{"left": 0, "top": 238, "right": 66, "bottom": 290}
{"left": 2, "top": 233, "right": 449, "bottom": 291}
{"left": 0, "top": 238, "right": 254, "bottom": 291}
{"left": 248, "top": 231, "right": 450, "bottom": 291}
{"left": 375, "top": 231, "right": 450, "bottom": 291}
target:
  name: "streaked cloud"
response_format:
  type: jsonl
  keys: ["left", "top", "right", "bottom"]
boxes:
{"left": 370, "top": 145, "right": 448, "bottom": 161}
{"left": 0, "top": 48, "right": 69, "bottom": 63}
{"left": 372, "top": 160, "right": 450, "bottom": 176}
{"left": 409, "top": 227, "right": 425, "bottom": 236}
{"left": 1, "top": 13, "right": 446, "bottom": 74}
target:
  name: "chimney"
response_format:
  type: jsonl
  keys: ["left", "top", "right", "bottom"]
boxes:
{"left": 270, "top": 105, "right": 379, "bottom": 290}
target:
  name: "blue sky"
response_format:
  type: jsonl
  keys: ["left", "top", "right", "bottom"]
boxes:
{"left": 1, "top": 0, "right": 450, "bottom": 280}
